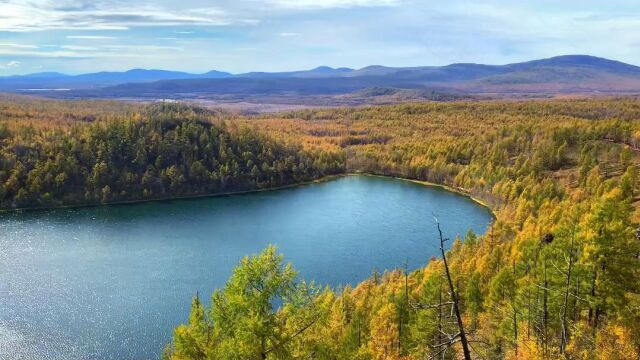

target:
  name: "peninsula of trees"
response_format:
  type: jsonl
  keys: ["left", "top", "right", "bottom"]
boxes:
{"left": 0, "top": 102, "right": 343, "bottom": 210}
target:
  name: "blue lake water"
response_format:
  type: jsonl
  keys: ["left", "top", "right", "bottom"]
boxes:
{"left": 0, "top": 175, "right": 492, "bottom": 359}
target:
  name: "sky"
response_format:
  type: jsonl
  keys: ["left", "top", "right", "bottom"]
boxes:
{"left": 0, "top": 0, "right": 638, "bottom": 75}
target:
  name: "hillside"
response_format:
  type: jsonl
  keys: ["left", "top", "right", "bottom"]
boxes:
{"left": 166, "top": 98, "right": 640, "bottom": 359}
{"left": 0, "top": 102, "right": 343, "bottom": 210}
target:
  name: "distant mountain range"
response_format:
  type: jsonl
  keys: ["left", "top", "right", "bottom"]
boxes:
{"left": 0, "top": 69, "right": 232, "bottom": 90}
{"left": 3, "top": 55, "right": 640, "bottom": 106}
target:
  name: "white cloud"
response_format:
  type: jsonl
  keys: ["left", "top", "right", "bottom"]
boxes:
{"left": 0, "top": 48, "right": 118, "bottom": 58}
{"left": 0, "top": 1, "right": 233, "bottom": 31}
{"left": 0, "top": 43, "right": 182, "bottom": 59}
{"left": 66, "top": 36, "right": 118, "bottom": 39}
{"left": 0, "top": 0, "right": 382, "bottom": 33}
{"left": 264, "top": 0, "right": 401, "bottom": 9}
{"left": 279, "top": 32, "right": 298, "bottom": 37}
{"left": 102, "top": 45, "right": 184, "bottom": 51}
{"left": 59, "top": 45, "right": 100, "bottom": 50}
{"left": 0, "top": 61, "right": 21, "bottom": 68}
{"left": 0, "top": 43, "right": 40, "bottom": 49}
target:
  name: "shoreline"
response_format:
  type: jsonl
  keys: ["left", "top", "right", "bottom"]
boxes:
{"left": 0, "top": 174, "right": 344, "bottom": 214}
{"left": 354, "top": 173, "right": 495, "bottom": 217}
{"left": 0, "top": 173, "right": 495, "bottom": 217}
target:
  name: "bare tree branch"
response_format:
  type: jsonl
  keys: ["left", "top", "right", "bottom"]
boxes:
{"left": 411, "top": 301, "right": 455, "bottom": 311}
{"left": 434, "top": 218, "right": 472, "bottom": 360}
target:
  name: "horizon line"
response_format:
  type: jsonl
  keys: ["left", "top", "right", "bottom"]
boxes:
{"left": 1, "top": 54, "right": 635, "bottom": 77}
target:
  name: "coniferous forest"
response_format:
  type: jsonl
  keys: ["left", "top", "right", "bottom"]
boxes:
{"left": 0, "top": 102, "right": 344, "bottom": 209}
{"left": 2, "top": 97, "right": 640, "bottom": 359}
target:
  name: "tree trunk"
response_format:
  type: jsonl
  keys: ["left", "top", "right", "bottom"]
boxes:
{"left": 437, "top": 284, "right": 443, "bottom": 347}
{"left": 560, "top": 224, "right": 576, "bottom": 354}
{"left": 512, "top": 302, "right": 518, "bottom": 356}
{"left": 436, "top": 220, "right": 472, "bottom": 360}
{"left": 588, "top": 267, "right": 597, "bottom": 327}
{"left": 527, "top": 287, "right": 531, "bottom": 340}
{"left": 513, "top": 261, "right": 518, "bottom": 357}
{"left": 543, "top": 261, "right": 549, "bottom": 358}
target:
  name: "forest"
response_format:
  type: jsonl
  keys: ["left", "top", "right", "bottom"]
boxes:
{"left": 2, "top": 97, "right": 640, "bottom": 359}
{"left": 167, "top": 99, "right": 640, "bottom": 359}
{"left": 0, "top": 101, "right": 344, "bottom": 209}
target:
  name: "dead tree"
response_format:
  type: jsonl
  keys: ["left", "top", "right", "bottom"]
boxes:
{"left": 408, "top": 220, "right": 474, "bottom": 359}
{"left": 435, "top": 219, "right": 473, "bottom": 360}
{"left": 560, "top": 223, "right": 577, "bottom": 354}
{"left": 398, "top": 259, "right": 410, "bottom": 352}
{"left": 512, "top": 261, "right": 518, "bottom": 358}
{"left": 543, "top": 260, "right": 549, "bottom": 357}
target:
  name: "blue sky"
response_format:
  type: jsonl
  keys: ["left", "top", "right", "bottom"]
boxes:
{"left": 0, "top": 0, "right": 638, "bottom": 75}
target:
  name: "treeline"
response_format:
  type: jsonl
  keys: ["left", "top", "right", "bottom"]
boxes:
{"left": 0, "top": 103, "right": 344, "bottom": 209}
{"left": 165, "top": 99, "right": 640, "bottom": 359}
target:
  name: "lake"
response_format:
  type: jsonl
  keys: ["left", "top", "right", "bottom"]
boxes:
{"left": 0, "top": 175, "right": 492, "bottom": 360}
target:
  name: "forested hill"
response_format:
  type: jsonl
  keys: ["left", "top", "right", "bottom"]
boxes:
{"left": 165, "top": 99, "right": 640, "bottom": 360}
{"left": 0, "top": 102, "right": 344, "bottom": 210}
